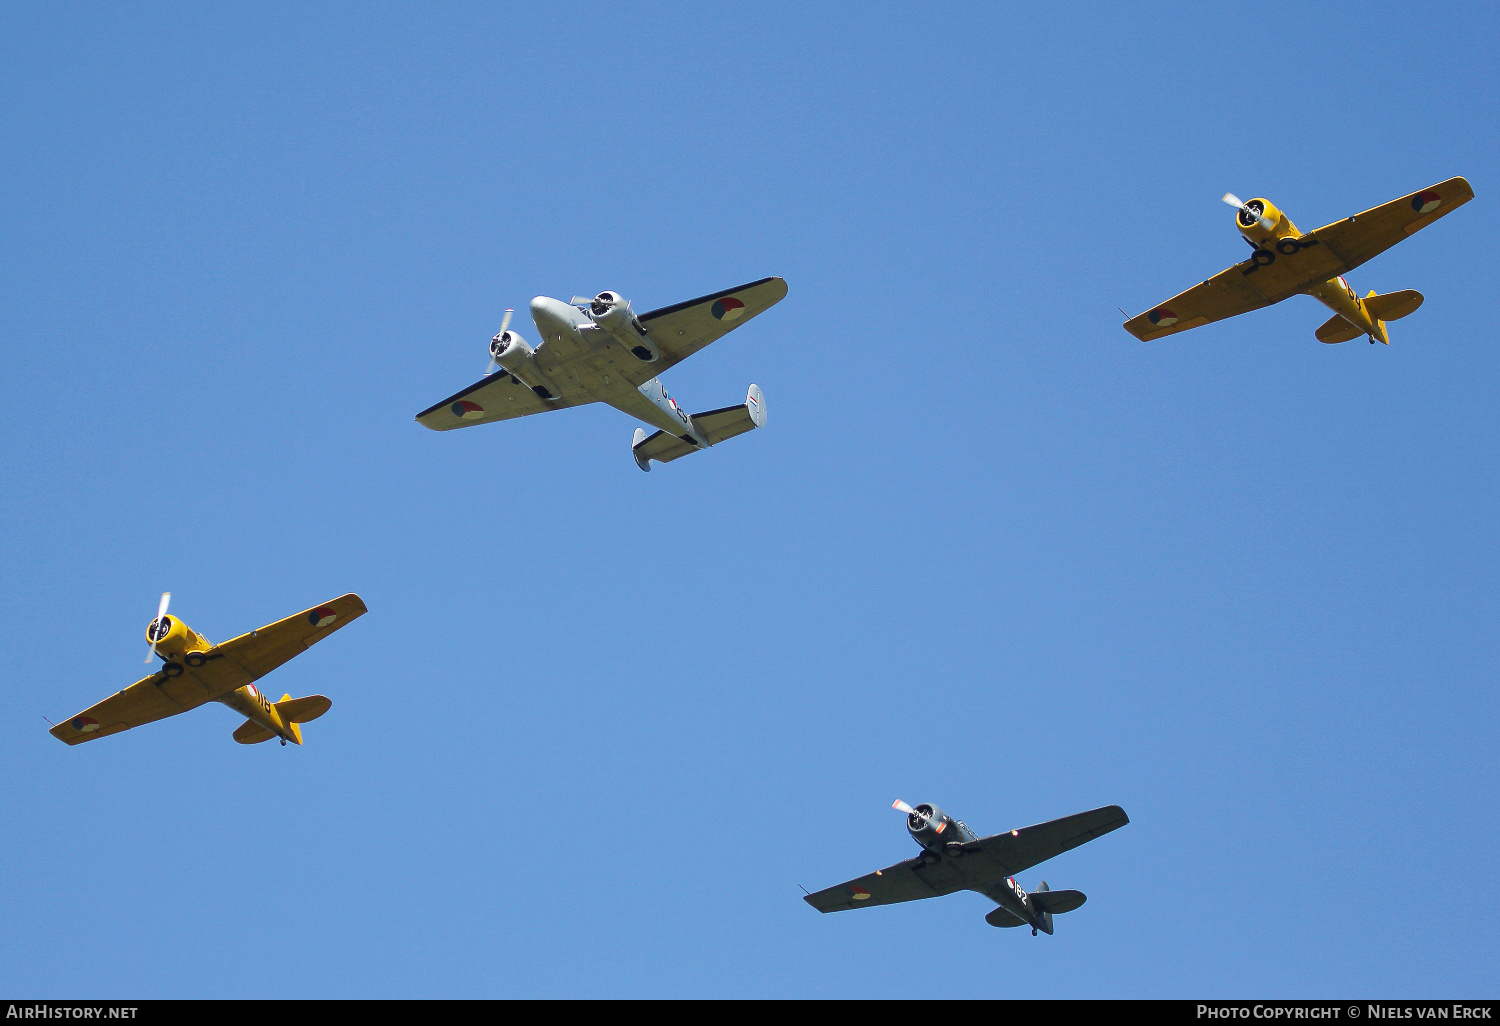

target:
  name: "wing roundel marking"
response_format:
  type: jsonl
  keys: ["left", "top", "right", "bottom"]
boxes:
{"left": 849, "top": 886, "right": 871, "bottom": 901}
{"left": 1411, "top": 190, "right": 1442, "bottom": 214}
{"left": 308, "top": 606, "right": 338, "bottom": 628}
{"left": 1149, "top": 308, "right": 1178, "bottom": 326}
{"left": 451, "top": 400, "right": 485, "bottom": 419}
{"left": 71, "top": 716, "right": 100, "bottom": 733}
{"left": 710, "top": 297, "right": 746, "bottom": 321}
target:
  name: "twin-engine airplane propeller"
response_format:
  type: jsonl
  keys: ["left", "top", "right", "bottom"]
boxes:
{"left": 1124, "top": 177, "right": 1473, "bottom": 345}
{"left": 49, "top": 593, "right": 367, "bottom": 747}
{"left": 416, "top": 278, "right": 787, "bottom": 471}
{"left": 804, "top": 800, "right": 1129, "bottom": 935}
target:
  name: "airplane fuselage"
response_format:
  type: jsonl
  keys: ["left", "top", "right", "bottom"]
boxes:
{"left": 217, "top": 681, "right": 298, "bottom": 743}
{"left": 988, "top": 875, "right": 1052, "bottom": 935}
{"left": 522, "top": 297, "right": 708, "bottom": 447}
{"left": 1236, "top": 199, "right": 1388, "bottom": 344}
{"left": 146, "top": 615, "right": 300, "bottom": 744}
{"left": 905, "top": 803, "right": 1052, "bottom": 934}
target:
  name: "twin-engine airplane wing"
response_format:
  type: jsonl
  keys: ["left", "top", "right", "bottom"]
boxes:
{"left": 1125, "top": 177, "right": 1473, "bottom": 345}
{"left": 805, "top": 803, "right": 1128, "bottom": 932}
{"left": 634, "top": 277, "right": 788, "bottom": 377}
{"left": 413, "top": 371, "right": 592, "bottom": 428}
{"left": 50, "top": 594, "right": 366, "bottom": 747}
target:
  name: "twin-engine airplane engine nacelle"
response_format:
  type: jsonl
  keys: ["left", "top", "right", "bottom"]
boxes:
{"left": 490, "top": 328, "right": 561, "bottom": 400}
{"left": 588, "top": 291, "right": 660, "bottom": 363}
{"left": 489, "top": 328, "right": 536, "bottom": 373}
{"left": 145, "top": 615, "right": 212, "bottom": 666}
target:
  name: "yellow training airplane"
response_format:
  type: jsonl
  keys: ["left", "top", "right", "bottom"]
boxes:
{"left": 49, "top": 592, "right": 366, "bottom": 747}
{"left": 1124, "top": 177, "right": 1473, "bottom": 345}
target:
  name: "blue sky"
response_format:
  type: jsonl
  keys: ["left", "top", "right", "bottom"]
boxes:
{"left": 1, "top": 0, "right": 1496, "bottom": 998}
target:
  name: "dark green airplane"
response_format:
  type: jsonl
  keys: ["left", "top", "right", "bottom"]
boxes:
{"left": 804, "top": 800, "right": 1129, "bottom": 935}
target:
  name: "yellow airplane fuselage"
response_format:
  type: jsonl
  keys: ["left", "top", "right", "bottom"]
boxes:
{"left": 1237, "top": 198, "right": 1387, "bottom": 344}
{"left": 219, "top": 681, "right": 302, "bottom": 744}
{"left": 147, "top": 615, "right": 301, "bottom": 744}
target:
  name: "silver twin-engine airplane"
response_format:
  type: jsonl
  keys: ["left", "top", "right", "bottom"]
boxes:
{"left": 416, "top": 277, "right": 787, "bottom": 471}
{"left": 805, "top": 800, "right": 1129, "bottom": 935}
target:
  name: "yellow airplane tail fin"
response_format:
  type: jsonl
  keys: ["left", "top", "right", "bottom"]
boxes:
{"left": 1365, "top": 291, "right": 1390, "bottom": 344}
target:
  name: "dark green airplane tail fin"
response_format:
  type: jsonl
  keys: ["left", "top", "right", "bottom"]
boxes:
{"left": 1034, "top": 881, "right": 1054, "bottom": 935}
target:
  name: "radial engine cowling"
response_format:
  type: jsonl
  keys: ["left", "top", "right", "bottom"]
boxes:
{"left": 145, "top": 615, "right": 211, "bottom": 662}
{"left": 589, "top": 291, "right": 659, "bottom": 362}
{"left": 1235, "top": 197, "right": 1295, "bottom": 245}
{"left": 906, "top": 803, "right": 954, "bottom": 848}
{"left": 489, "top": 329, "right": 536, "bottom": 374}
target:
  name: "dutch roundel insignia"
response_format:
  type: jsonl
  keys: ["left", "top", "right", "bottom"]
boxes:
{"left": 1411, "top": 191, "right": 1442, "bottom": 215}
{"left": 710, "top": 296, "right": 746, "bottom": 321}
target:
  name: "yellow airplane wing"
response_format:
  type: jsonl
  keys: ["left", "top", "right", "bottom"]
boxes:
{"left": 1124, "top": 265, "right": 1271, "bottom": 341}
{"left": 50, "top": 669, "right": 220, "bottom": 745}
{"left": 49, "top": 594, "right": 367, "bottom": 746}
{"left": 1307, "top": 176, "right": 1474, "bottom": 275}
{"left": 212, "top": 593, "right": 368, "bottom": 679}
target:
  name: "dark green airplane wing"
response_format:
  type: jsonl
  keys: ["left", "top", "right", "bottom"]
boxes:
{"left": 804, "top": 854, "right": 971, "bottom": 913}
{"left": 958, "top": 805, "right": 1129, "bottom": 879}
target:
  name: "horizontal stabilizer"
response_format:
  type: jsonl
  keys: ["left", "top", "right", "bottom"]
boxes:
{"left": 233, "top": 719, "right": 277, "bottom": 745}
{"left": 275, "top": 694, "right": 332, "bottom": 723}
{"left": 695, "top": 383, "right": 766, "bottom": 442}
{"left": 1364, "top": 289, "right": 1424, "bottom": 322}
{"left": 1316, "top": 313, "right": 1363, "bottom": 344}
{"left": 631, "top": 385, "right": 766, "bottom": 470}
{"left": 985, "top": 906, "right": 1026, "bottom": 928}
{"left": 632, "top": 428, "right": 697, "bottom": 468}
{"left": 1030, "top": 888, "right": 1087, "bottom": 914}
